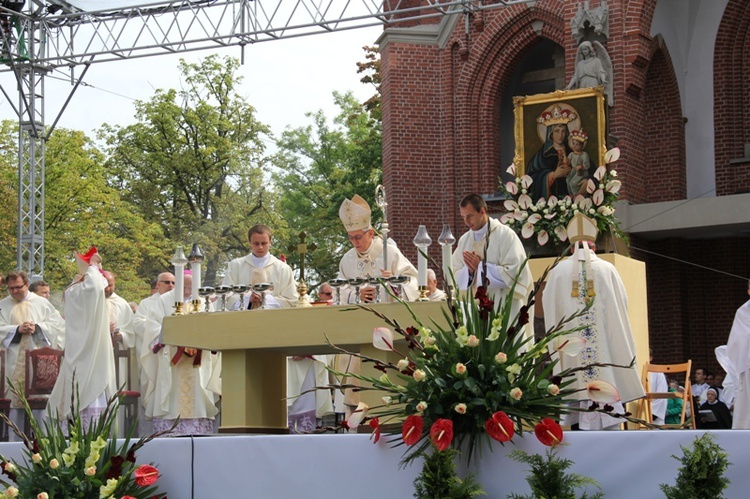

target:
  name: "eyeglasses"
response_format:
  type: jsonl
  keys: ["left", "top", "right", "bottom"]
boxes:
{"left": 7, "top": 285, "right": 26, "bottom": 291}
{"left": 347, "top": 232, "right": 369, "bottom": 242}
{"left": 159, "top": 280, "right": 175, "bottom": 285}
{"left": 319, "top": 292, "right": 333, "bottom": 296}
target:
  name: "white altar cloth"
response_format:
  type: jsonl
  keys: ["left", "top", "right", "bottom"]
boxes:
{"left": 1, "top": 430, "right": 748, "bottom": 497}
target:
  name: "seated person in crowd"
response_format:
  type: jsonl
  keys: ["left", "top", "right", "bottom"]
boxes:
{"left": 697, "top": 387, "right": 732, "bottom": 430}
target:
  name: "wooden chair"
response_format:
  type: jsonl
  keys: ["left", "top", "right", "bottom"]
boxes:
{"left": 114, "top": 340, "right": 140, "bottom": 433}
{"left": 0, "top": 350, "right": 11, "bottom": 441}
{"left": 637, "top": 360, "right": 695, "bottom": 429}
{"left": 24, "top": 347, "right": 64, "bottom": 436}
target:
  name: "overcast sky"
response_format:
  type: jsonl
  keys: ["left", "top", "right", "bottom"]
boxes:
{"left": 0, "top": 25, "right": 382, "bottom": 145}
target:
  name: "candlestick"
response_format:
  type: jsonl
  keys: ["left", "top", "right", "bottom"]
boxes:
{"left": 413, "top": 225, "right": 432, "bottom": 290}
{"left": 438, "top": 224, "right": 456, "bottom": 287}
{"left": 188, "top": 243, "right": 204, "bottom": 302}
{"left": 171, "top": 246, "right": 188, "bottom": 306}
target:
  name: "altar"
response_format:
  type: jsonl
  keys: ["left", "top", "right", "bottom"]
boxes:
{"left": 1, "top": 430, "right": 747, "bottom": 497}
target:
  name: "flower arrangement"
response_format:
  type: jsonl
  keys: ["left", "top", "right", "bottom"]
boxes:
{"left": 327, "top": 260, "right": 624, "bottom": 466}
{"left": 0, "top": 383, "right": 169, "bottom": 499}
{"left": 500, "top": 148, "right": 623, "bottom": 247}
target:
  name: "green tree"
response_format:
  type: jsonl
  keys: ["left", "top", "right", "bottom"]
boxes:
{"left": 271, "top": 91, "right": 382, "bottom": 289}
{"left": 0, "top": 121, "right": 166, "bottom": 301}
{"left": 101, "top": 55, "right": 279, "bottom": 284}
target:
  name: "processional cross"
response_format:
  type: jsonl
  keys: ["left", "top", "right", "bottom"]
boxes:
{"left": 289, "top": 231, "right": 317, "bottom": 307}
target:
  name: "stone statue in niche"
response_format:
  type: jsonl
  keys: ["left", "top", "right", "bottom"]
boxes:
{"left": 565, "top": 40, "right": 614, "bottom": 107}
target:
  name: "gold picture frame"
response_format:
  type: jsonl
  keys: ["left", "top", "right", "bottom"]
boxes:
{"left": 513, "top": 87, "right": 607, "bottom": 202}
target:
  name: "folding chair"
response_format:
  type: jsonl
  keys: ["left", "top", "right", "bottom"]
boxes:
{"left": 637, "top": 360, "right": 695, "bottom": 429}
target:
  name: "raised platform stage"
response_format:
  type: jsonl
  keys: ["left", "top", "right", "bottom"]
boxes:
{"left": 1, "top": 430, "right": 748, "bottom": 497}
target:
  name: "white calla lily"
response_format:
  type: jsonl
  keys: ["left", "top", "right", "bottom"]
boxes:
{"left": 586, "top": 380, "right": 621, "bottom": 403}
{"left": 518, "top": 194, "right": 532, "bottom": 210}
{"left": 552, "top": 335, "right": 586, "bottom": 356}
{"left": 372, "top": 327, "right": 394, "bottom": 351}
{"left": 606, "top": 180, "right": 621, "bottom": 194}
{"left": 604, "top": 147, "right": 620, "bottom": 164}
{"left": 586, "top": 179, "right": 596, "bottom": 194}
{"left": 537, "top": 230, "right": 549, "bottom": 246}
{"left": 579, "top": 197, "right": 593, "bottom": 211}
{"left": 505, "top": 181, "right": 518, "bottom": 195}
{"left": 513, "top": 210, "right": 528, "bottom": 221}
{"left": 592, "top": 189, "right": 604, "bottom": 206}
{"left": 547, "top": 195, "right": 558, "bottom": 208}
{"left": 520, "top": 175, "right": 533, "bottom": 189}
{"left": 500, "top": 213, "right": 515, "bottom": 224}
{"left": 506, "top": 163, "right": 516, "bottom": 175}
{"left": 593, "top": 165, "right": 607, "bottom": 181}
{"left": 346, "top": 402, "right": 370, "bottom": 427}
{"left": 504, "top": 199, "right": 519, "bottom": 211}
{"left": 527, "top": 213, "right": 542, "bottom": 224}
{"left": 521, "top": 222, "right": 535, "bottom": 239}
{"left": 555, "top": 225, "right": 568, "bottom": 242}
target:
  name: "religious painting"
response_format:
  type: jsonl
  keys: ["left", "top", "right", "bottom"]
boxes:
{"left": 513, "top": 87, "right": 606, "bottom": 203}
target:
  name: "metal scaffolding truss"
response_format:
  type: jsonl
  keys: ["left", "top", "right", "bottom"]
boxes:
{"left": 1, "top": 0, "right": 531, "bottom": 275}
{"left": 3, "top": 0, "right": 533, "bottom": 70}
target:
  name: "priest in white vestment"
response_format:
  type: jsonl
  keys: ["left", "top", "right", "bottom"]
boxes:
{"left": 48, "top": 248, "right": 117, "bottom": 424}
{"left": 0, "top": 270, "right": 65, "bottom": 438}
{"left": 222, "top": 224, "right": 299, "bottom": 308}
{"left": 337, "top": 194, "right": 418, "bottom": 303}
{"left": 129, "top": 272, "right": 175, "bottom": 435}
{"left": 142, "top": 272, "right": 221, "bottom": 435}
{"left": 544, "top": 213, "right": 645, "bottom": 430}
{"left": 452, "top": 193, "right": 533, "bottom": 341}
{"left": 726, "top": 280, "right": 750, "bottom": 429}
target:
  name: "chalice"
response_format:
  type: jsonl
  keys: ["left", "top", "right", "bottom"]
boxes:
{"left": 252, "top": 283, "right": 274, "bottom": 309}
{"left": 198, "top": 286, "right": 214, "bottom": 312}
{"left": 328, "top": 278, "right": 348, "bottom": 306}
{"left": 214, "top": 285, "right": 232, "bottom": 312}
{"left": 388, "top": 275, "right": 411, "bottom": 300}
{"left": 347, "top": 278, "right": 367, "bottom": 304}
{"left": 231, "top": 284, "right": 250, "bottom": 311}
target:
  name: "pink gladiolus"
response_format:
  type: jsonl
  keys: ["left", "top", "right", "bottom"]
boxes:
{"left": 586, "top": 380, "right": 621, "bottom": 403}
{"left": 372, "top": 327, "right": 394, "bottom": 351}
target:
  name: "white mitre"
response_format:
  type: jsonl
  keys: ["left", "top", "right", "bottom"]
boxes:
{"left": 339, "top": 194, "right": 372, "bottom": 232}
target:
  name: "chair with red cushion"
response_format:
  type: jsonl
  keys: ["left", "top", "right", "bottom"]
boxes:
{"left": 24, "top": 347, "right": 64, "bottom": 436}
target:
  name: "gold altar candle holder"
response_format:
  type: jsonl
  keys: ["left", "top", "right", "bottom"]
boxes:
{"left": 191, "top": 299, "right": 202, "bottom": 313}
{"left": 418, "top": 285, "right": 429, "bottom": 302}
{"left": 173, "top": 301, "right": 185, "bottom": 316}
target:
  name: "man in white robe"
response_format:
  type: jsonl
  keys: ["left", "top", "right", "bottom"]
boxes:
{"left": 337, "top": 194, "right": 418, "bottom": 303}
{"left": 0, "top": 270, "right": 65, "bottom": 437}
{"left": 131, "top": 272, "right": 174, "bottom": 435}
{"left": 103, "top": 271, "right": 136, "bottom": 390}
{"left": 544, "top": 213, "right": 644, "bottom": 430}
{"left": 648, "top": 350, "right": 669, "bottom": 425}
{"left": 222, "top": 224, "right": 299, "bottom": 308}
{"left": 427, "top": 269, "right": 447, "bottom": 301}
{"left": 726, "top": 280, "right": 750, "bottom": 429}
{"left": 142, "top": 272, "right": 221, "bottom": 435}
{"left": 48, "top": 248, "right": 117, "bottom": 424}
{"left": 452, "top": 193, "right": 533, "bottom": 341}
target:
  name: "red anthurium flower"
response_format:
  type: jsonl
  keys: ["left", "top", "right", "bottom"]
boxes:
{"left": 369, "top": 417, "right": 381, "bottom": 444}
{"left": 134, "top": 464, "right": 160, "bottom": 486}
{"left": 485, "top": 411, "right": 514, "bottom": 443}
{"left": 429, "top": 419, "right": 454, "bottom": 452}
{"left": 534, "top": 418, "right": 564, "bottom": 447}
{"left": 402, "top": 414, "right": 424, "bottom": 446}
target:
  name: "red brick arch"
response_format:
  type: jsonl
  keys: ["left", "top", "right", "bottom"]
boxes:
{"left": 714, "top": 0, "right": 750, "bottom": 195}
